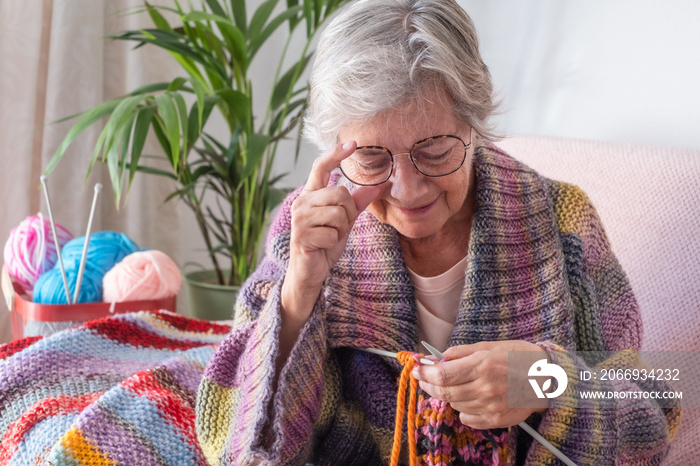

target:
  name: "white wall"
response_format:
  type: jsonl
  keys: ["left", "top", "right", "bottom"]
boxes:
{"left": 458, "top": 0, "right": 700, "bottom": 150}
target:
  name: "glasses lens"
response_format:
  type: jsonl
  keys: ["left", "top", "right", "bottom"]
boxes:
{"left": 340, "top": 147, "right": 392, "bottom": 185}
{"left": 411, "top": 136, "right": 465, "bottom": 176}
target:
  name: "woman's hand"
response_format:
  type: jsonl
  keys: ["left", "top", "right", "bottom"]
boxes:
{"left": 412, "top": 340, "right": 551, "bottom": 430}
{"left": 281, "top": 141, "right": 381, "bottom": 324}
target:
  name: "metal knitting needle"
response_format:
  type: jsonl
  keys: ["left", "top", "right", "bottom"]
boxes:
{"left": 354, "top": 347, "right": 437, "bottom": 366}
{"left": 73, "top": 183, "right": 102, "bottom": 304}
{"left": 39, "top": 176, "right": 72, "bottom": 304}
{"left": 420, "top": 341, "right": 577, "bottom": 466}
{"left": 518, "top": 422, "right": 577, "bottom": 466}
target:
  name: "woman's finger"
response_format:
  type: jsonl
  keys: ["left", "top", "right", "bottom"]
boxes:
{"left": 305, "top": 141, "right": 357, "bottom": 191}
{"left": 295, "top": 206, "right": 351, "bottom": 237}
{"left": 293, "top": 188, "right": 361, "bottom": 236}
{"left": 417, "top": 379, "right": 476, "bottom": 404}
{"left": 413, "top": 353, "right": 482, "bottom": 386}
{"left": 458, "top": 413, "right": 491, "bottom": 430}
{"left": 305, "top": 186, "right": 359, "bottom": 214}
{"left": 307, "top": 184, "right": 380, "bottom": 221}
{"left": 297, "top": 227, "right": 343, "bottom": 250}
{"left": 442, "top": 342, "right": 494, "bottom": 359}
{"left": 298, "top": 168, "right": 380, "bottom": 231}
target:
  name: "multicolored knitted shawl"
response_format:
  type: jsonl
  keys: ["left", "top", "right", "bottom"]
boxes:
{"left": 0, "top": 311, "right": 230, "bottom": 465}
{"left": 196, "top": 145, "right": 680, "bottom": 465}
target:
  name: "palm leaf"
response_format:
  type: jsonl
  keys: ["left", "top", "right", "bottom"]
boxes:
{"left": 155, "top": 93, "right": 181, "bottom": 169}
{"left": 128, "top": 105, "right": 157, "bottom": 191}
{"left": 248, "top": 0, "right": 278, "bottom": 43}
{"left": 249, "top": 5, "right": 303, "bottom": 60}
{"left": 181, "top": 12, "right": 248, "bottom": 73}
{"left": 145, "top": 2, "right": 173, "bottom": 31}
{"left": 229, "top": 0, "right": 247, "bottom": 34}
{"left": 46, "top": 99, "right": 120, "bottom": 175}
{"left": 270, "top": 53, "right": 312, "bottom": 110}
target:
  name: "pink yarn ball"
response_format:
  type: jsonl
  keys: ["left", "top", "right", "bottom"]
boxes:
{"left": 102, "top": 250, "right": 181, "bottom": 302}
{"left": 3, "top": 213, "right": 73, "bottom": 291}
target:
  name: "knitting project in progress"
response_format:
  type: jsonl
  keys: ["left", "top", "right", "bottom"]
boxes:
{"left": 0, "top": 311, "right": 230, "bottom": 465}
{"left": 391, "top": 351, "right": 510, "bottom": 466}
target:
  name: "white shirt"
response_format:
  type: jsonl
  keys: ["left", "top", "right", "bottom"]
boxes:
{"left": 407, "top": 255, "right": 468, "bottom": 353}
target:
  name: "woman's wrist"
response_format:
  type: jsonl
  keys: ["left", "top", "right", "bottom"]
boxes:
{"left": 280, "top": 272, "right": 322, "bottom": 323}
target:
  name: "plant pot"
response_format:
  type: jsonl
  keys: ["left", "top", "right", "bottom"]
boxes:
{"left": 184, "top": 269, "right": 239, "bottom": 321}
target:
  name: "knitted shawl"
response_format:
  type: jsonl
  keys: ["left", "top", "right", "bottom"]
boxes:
{"left": 196, "top": 145, "right": 680, "bottom": 465}
{"left": 0, "top": 311, "right": 231, "bottom": 465}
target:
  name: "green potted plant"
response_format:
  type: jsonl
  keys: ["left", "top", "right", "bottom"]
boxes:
{"left": 47, "top": 0, "right": 344, "bottom": 319}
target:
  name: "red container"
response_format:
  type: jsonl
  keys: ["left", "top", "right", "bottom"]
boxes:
{"left": 2, "top": 266, "right": 176, "bottom": 341}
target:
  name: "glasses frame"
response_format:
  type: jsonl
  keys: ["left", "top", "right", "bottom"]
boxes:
{"left": 339, "top": 129, "right": 473, "bottom": 186}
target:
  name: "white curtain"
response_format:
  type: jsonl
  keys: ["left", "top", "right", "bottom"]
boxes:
{"left": 0, "top": 0, "right": 190, "bottom": 343}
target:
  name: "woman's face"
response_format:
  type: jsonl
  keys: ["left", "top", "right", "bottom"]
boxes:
{"left": 338, "top": 86, "right": 475, "bottom": 241}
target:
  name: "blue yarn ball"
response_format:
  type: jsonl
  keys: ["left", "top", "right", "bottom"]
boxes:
{"left": 33, "top": 231, "right": 140, "bottom": 304}
{"left": 60, "top": 231, "right": 140, "bottom": 273}
{"left": 33, "top": 266, "right": 102, "bottom": 304}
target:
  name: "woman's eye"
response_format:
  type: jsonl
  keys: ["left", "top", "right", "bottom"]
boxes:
{"left": 358, "top": 161, "right": 386, "bottom": 171}
{"left": 353, "top": 151, "right": 389, "bottom": 172}
{"left": 417, "top": 151, "right": 449, "bottom": 161}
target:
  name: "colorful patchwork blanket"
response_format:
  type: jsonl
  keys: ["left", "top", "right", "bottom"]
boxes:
{"left": 0, "top": 310, "right": 230, "bottom": 465}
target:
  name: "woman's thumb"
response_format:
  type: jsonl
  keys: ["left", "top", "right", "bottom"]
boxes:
{"left": 352, "top": 185, "right": 381, "bottom": 213}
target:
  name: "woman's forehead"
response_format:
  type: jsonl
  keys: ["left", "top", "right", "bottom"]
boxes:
{"left": 339, "top": 90, "right": 460, "bottom": 149}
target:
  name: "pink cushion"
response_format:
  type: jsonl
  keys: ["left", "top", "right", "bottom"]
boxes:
{"left": 497, "top": 135, "right": 699, "bottom": 464}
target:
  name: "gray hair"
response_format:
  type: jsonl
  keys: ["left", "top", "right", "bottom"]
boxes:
{"left": 304, "top": 0, "right": 499, "bottom": 151}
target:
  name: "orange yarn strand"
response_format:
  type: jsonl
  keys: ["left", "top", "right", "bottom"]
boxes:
{"left": 390, "top": 351, "right": 422, "bottom": 466}
{"left": 407, "top": 362, "right": 419, "bottom": 464}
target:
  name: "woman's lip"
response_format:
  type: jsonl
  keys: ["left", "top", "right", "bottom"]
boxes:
{"left": 396, "top": 197, "right": 439, "bottom": 215}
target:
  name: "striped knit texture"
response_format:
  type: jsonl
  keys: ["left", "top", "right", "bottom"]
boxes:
{"left": 0, "top": 310, "right": 230, "bottom": 465}
{"left": 415, "top": 395, "right": 511, "bottom": 465}
{"left": 196, "top": 144, "right": 680, "bottom": 465}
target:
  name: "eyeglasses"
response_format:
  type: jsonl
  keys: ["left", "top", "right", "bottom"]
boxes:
{"left": 339, "top": 130, "right": 472, "bottom": 186}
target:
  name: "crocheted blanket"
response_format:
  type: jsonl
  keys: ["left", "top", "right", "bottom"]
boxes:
{"left": 0, "top": 310, "right": 230, "bottom": 465}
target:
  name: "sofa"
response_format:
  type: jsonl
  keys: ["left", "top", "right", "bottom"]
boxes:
{"left": 498, "top": 135, "right": 700, "bottom": 465}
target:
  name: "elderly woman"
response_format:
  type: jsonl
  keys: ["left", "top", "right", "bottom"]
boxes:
{"left": 195, "top": 0, "right": 679, "bottom": 464}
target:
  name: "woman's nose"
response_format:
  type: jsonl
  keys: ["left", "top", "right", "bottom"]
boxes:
{"left": 389, "top": 153, "right": 429, "bottom": 201}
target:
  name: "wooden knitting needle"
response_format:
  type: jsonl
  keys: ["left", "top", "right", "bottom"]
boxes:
{"left": 39, "top": 176, "right": 72, "bottom": 304}
{"left": 420, "top": 341, "right": 578, "bottom": 466}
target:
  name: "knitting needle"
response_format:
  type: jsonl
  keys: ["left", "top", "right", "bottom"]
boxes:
{"left": 354, "top": 347, "right": 437, "bottom": 366}
{"left": 518, "top": 422, "right": 577, "bottom": 466}
{"left": 420, "top": 341, "right": 578, "bottom": 466}
{"left": 73, "top": 183, "right": 102, "bottom": 304}
{"left": 39, "top": 176, "right": 72, "bottom": 304}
